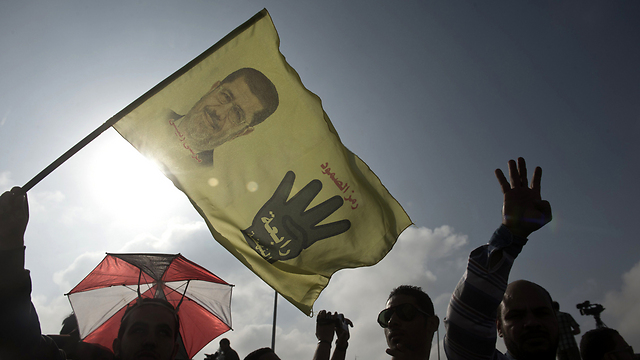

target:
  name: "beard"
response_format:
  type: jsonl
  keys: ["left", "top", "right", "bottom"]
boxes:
{"left": 505, "top": 332, "right": 558, "bottom": 360}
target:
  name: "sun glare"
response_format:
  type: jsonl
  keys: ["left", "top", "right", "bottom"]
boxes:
{"left": 86, "top": 136, "right": 185, "bottom": 226}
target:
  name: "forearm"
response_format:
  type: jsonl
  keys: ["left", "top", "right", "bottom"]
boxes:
{"left": 313, "top": 341, "right": 332, "bottom": 360}
{"left": 330, "top": 338, "right": 348, "bottom": 360}
{"left": 444, "top": 225, "right": 527, "bottom": 360}
{"left": 0, "top": 248, "right": 65, "bottom": 360}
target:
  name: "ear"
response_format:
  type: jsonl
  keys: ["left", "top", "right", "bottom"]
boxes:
{"left": 112, "top": 338, "right": 121, "bottom": 357}
{"left": 210, "top": 81, "right": 221, "bottom": 91}
{"left": 427, "top": 315, "right": 440, "bottom": 333}
{"left": 496, "top": 319, "right": 504, "bottom": 338}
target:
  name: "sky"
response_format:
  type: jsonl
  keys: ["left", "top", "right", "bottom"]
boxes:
{"left": 1, "top": 1, "right": 640, "bottom": 359}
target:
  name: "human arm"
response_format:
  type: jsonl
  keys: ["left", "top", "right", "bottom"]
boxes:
{"left": 312, "top": 310, "right": 352, "bottom": 360}
{"left": 0, "top": 187, "right": 66, "bottom": 360}
{"left": 569, "top": 314, "right": 581, "bottom": 335}
{"left": 313, "top": 310, "right": 335, "bottom": 360}
{"left": 331, "top": 314, "right": 351, "bottom": 360}
{"left": 443, "top": 158, "right": 552, "bottom": 360}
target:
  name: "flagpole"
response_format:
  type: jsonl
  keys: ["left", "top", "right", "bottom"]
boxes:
{"left": 271, "top": 290, "right": 278, "bottom": 351}
{"left": 21, "top": 9, "right": 269, "bottom": 192}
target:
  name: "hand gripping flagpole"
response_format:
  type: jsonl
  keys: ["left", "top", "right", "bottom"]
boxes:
{"left": 21, "top": 10, "right": 268, "bottom": 192}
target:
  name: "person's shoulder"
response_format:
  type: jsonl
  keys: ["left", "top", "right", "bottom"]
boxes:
{"left": 229, "top": 349, "right": 240, "bottom": 359}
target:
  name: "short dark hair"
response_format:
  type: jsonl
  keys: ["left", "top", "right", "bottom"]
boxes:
{"left": 221, "top": 68, "right": 279, "bottom": 127}
{"left": 388, "top": 285, "right": 435, "bottom": 316}
{"left": 580, "top": 328, "right": 621, "bottom": 360}
{"left": 220, "top": 338, "right": 230, "bottom": 346}
{"left": 244, "top": 347, "right": 274, "bottom": 360}
{"left": 117, "top": 298, "right": 180, "bottom": 341}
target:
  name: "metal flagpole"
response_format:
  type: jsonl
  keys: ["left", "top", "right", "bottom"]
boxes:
{"left": 271, "top": 290, "right": 278, "bottom": 351}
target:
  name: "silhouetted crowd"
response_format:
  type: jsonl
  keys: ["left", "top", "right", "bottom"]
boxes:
{"left": 1, "top": 158, "right": 636, "bottom": 360}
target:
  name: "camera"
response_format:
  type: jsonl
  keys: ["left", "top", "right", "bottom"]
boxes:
{"left": 576, "top": 300, "right": 605, "bottom": 316}
{"left": 576, "top": 300, "right": 607, "bottom": 328}
{"left": 335, "top": 313, "right": 350, "bottom": 332}
{"left": 318, "top": 312, "right": 351, "bottom": 332}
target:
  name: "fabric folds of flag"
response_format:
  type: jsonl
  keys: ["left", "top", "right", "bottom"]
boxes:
{"left": 112, "top": 9, "right": 412, "bottom": 315}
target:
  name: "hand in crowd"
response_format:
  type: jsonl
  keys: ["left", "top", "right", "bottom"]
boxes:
{"left": 314, "top": 310, "right": 353, "bottom": 360}
{"left": 495, "top": 157, "right": 552, "bottom": 238}
{"left": 316, "top": 310, "right": 353, "bottom": 345}
{"left": 0, "top": 187, "right": 28, "bottom": 251}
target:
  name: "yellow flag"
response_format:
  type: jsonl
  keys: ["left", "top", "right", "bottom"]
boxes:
{"left": 113, "top": 9, "right": 412, "bottom": 315}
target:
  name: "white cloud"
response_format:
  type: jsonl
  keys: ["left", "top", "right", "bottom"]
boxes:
{"left": 28, "top": 190, "right": 66, "bottom": 214}
{"left": 0, "top": 171, "right": 12, "bottom": 190}
{"left": 32, "top": 294, "right": 72, "bottom": 336}
{"left": 53, "top": 251, "right": 106, "bottom": 291}
{"left": 602, "top": 259, "right": 640, "bottom": 349}
{"left": 118, "top": 220, "right": 208, "bottom": 253}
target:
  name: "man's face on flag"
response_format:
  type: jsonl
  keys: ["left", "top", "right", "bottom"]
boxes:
{"left": 181, "top": 76, "right": 265, "bottom": 152}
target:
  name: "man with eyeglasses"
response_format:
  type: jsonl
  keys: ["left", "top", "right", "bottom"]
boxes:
{"left": 378, "top": 285, "right": 439, "bottom": 360}
{"left": 150, "top": 67, "right": 279, "bottom": 166}
{"left": 444, "top": 158, "right": 558, "bottom": 360}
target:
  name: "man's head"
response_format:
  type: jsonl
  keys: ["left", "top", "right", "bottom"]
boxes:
{"left": 244, "top": 347, "right": 281, "bottom": 360}
{"left": 112, "top": 298, "right": 180, "bottom": 360}
{"left": 496, "top": 280, "right": 559, "bottom": 360}
{"left": 180, "top": 67, "right": 279, "bottom": 153}
{"left": 580, "top": 328, "right": 635, "bottom": 360}
{"left": 219, "top": 338, "right": 231, "bottom": 350}
{"left": 379, "top": 285, "right": 439, "bottom": 359}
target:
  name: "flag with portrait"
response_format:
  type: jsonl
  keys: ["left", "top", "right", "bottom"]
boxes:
{"left": 113, "top": 9, "right": 412, "bottom": 315}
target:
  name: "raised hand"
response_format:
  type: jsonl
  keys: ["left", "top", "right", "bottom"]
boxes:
{"left": 242, "top": 171, "right": 351, "bottom": 263}
{"left": 0, "top": 187, "right": 29, "bottom": 251}
{"left": 495, "top": 157, "right": 552, "bottom": 238}
{"left": 316, "top": 310, "right": 337, "bottom": 344}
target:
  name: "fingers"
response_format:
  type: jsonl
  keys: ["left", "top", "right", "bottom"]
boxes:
{"left": 537, "top": 200, "right": 552, "bottom": 224}
{"left": 288, "top": 178, "right": 323, "bottom": 211}
{"left": 508, "top": 159, "right": 519, "bottom": 188}
{"left": 271, "top": 171, "right": 296, "bottom": 203}
{"left": 531, "top": 166, "right": 542, "bottom": 195}
{"left": 10, "top": 186, "right": 25, "bottom": 197}
{"left": 311, "top": 220, "right": 351, "bottom": 244}
{"left": 497, "top": 158, "right": 535, "bottom": 192}
{"left": 305, "top": 195, "right": 343, "bottom": 226}
{"left": 0, "top": 187, "right": 28, "bottom": 215}
{"left": 517, "top": 157, "right": 528, "bottom": 187}
{"left": 495, "top": 169, "right": 510, "bottom": 194}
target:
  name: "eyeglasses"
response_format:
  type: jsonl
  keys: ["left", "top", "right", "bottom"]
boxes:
{"left": 214, "top": 90, "right": 247, "bottom": 127}
{"left": 377, "top": 303, "right": 431, "bottom": 328}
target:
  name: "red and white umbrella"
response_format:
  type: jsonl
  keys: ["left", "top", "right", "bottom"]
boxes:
{"left": 66, "top": 253, "right": 233, "bottom": 359}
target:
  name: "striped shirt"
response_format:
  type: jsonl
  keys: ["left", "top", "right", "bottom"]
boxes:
{"left": 444, "top": 225, "right": 528, "bottom": 360}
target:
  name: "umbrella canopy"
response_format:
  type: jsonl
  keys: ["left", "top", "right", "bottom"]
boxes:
{"left": 67, "top": 253, "right": 233, "bottom": 359}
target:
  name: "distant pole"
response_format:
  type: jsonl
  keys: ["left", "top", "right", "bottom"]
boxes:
{"left": 271, "top": 290, "right": 278, "bottom": 351}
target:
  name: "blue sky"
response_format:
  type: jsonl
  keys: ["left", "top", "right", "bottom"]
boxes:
{"left": 1, "top": 1, "right": 639, "bottom": 359}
